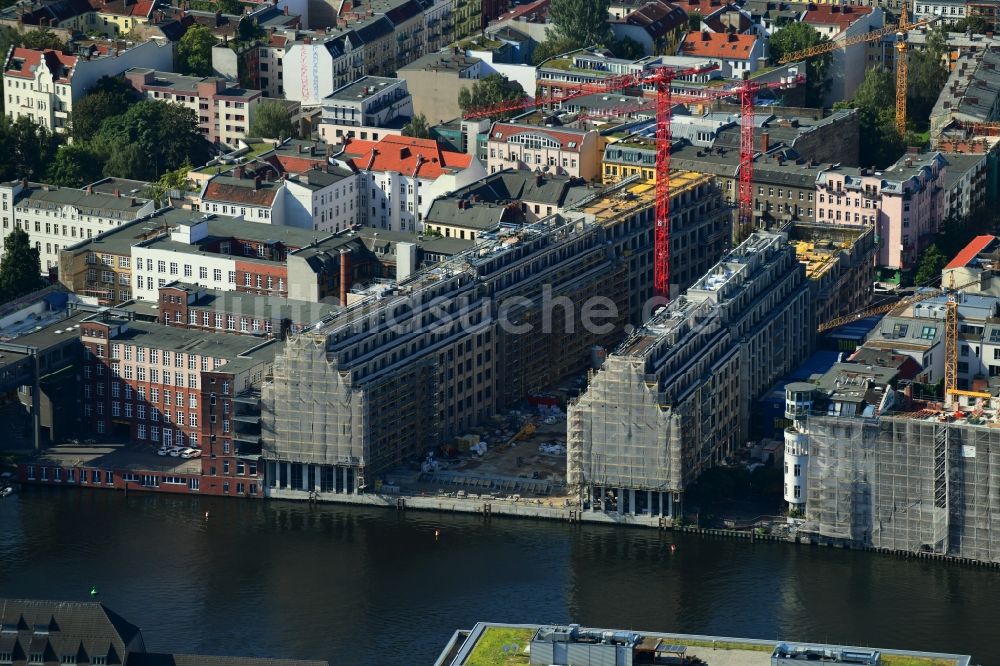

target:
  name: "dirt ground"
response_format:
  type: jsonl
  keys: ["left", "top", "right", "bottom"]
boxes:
{"left": 451, "top": 419, "right": 568, "bottom": 484}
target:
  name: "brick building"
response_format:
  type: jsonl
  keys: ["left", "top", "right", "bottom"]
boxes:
{"left": 78, "top": 311, "right": 277, "bottom": 497}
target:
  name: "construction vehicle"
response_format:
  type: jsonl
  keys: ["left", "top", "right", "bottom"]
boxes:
{"left": 463, "top": 66, "right": 802, "bottom": 297}
{"left": 777, "top": 5, "right": 935, "bottom": 137}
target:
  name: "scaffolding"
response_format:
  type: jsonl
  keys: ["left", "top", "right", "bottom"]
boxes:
{"left": 802, "top": 414, "right": 1000, "bottom": 562}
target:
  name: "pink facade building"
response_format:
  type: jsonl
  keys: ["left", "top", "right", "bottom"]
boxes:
{"left": 486, "top": 122, "right": 601, "bottom": 181}
{"left": 815, "top": 153, "right": 946, "bottom": 270}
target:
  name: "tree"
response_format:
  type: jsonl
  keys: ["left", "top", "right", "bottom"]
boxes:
{"left": 402, "top": 113, "right": 430, "bottom": 139}
{"left": 532, "top": 36, "right": 578, "bottom": 65}
{"left": 688, "top": 11, "right": 702, "bottom": 31}
{"left": 18, "top": 28, "right": 68, "bottom": 52}
{"left": 769, "top": 23, "right": 831, "bottom": 107}
{"left": 953, "top": 15, "right": 991, "bottom": 33}
{"left": 608, "top": 36, "right": 645, "bottom": 60}
{"left": 837, "top": 68, "right": 904, "bottom": 168}
{"left": 906, "top": 26, "right": 949, "bottom": 127}
{"left": 458, "top": 75, "right": 526, "bottom": 119}
{"left": 218, "top": 0, "right": 243, "bottom": 14}
{"left": 7, "top": 115, "right": 61, "bottom": 180}
{"left": 914, "top": 244, "right": 947, "bottom": 286}
{"left": 0, "top": 227, "right": 42, "bottom": 304}
{"left": 248, "top": 100, "right": 296, "bottom": 140}
{"left": 92, "top": 101, "right": 210, "bottom": 180}
{"left": 45, "top": 143, "right": 104, "bottom": 187}
{"left": 146, "top": 162, "right": 194, "bottom": 207}
{"left": 546, "top": 0, "right": 612, "bottom": 50}
{"left": 177, "top": 24, "right": 217, "bottom": 77}
{"left": 71, "top": 76, "right": 141, "bottom": 142}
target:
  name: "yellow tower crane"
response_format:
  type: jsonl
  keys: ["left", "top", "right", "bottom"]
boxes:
{"left": 777, "top": 7, "right": 935, "bottom": 138}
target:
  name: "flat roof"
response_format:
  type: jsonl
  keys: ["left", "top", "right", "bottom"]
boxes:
{"left": 126, "top": 69, "right": 261, "bottom": 99}
{"left": 125, "top": 283, "right": 340, "bottom": 323}
{"left": 325, "top": 76, "right": 403, "bottom": 102}
{"left": 8, "top": 181, "right": 150, "bottom": 216}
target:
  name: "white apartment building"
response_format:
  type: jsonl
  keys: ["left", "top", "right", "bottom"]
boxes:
{"left": 0, "top": 179, "right": 155, "bottom": 277}
{"left": 913, "top": 0, "right": 967, "bottom": 24}
{"left": 284, "top": 166, "right": 360, "bottom": 233}
{"left": 338, "top": 135, "right": 486, "bottom": 232}
{"left": 3, "top": 41, "right": 173, "bottom": 133}
{"left": 283, "top": 32, "right": 365, "bottom": 106}
{"left": 198, "top": 169, "right": 287, "bottom": 226}
{"left": 318, "top": 76, "right": 413, "bottom": 143}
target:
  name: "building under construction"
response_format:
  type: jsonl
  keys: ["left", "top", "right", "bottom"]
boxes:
{"left": 801, "top": 412, "right": 1000, "bottom": 563}
{"left": 567, "top": 231, "right": 812, "bottom": 517}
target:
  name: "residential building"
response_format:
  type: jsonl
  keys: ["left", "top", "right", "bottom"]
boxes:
{"left": 198, "top": 166, "right": 287, "bottom": 226}
{"left": 490, "top": 0, "right": 550, "bottom": 43}
{"left": 815, "top": 153, "right": 947, "bottom": 271}
{"left": 354, "top": 16, "right": 397, "bottom": 77}
{"left": 930, "top": 49, "right": 1000, "bottom": 135}
{"left": 282, "top": 31, "right": 365, "bottom": 106}
{"left": 262, "top": 217, "right": 633, "bottom": 498}
{"left": 382, "top": 0, "right": 424, "bottom": 70}
{"left": 124, "top": 68, "right": 263, "bottom": 147}
{"left": 941, "top": 151, "right": 992, "bottom": 219}
{"left": 284, "top": 163, "right": 361, "bottom": 233}
{"left": 678, "top": 31, "right": 766, "bottom": 78}
{"left": 0, "top": 598, "right": 330, "bottom": 666}
{"left": 79, "top": 310, "right": 277, "bottom": 496}
{"left": 2, "top": 40, "right": 172, "bottom": 133}
{"left": 802, "top": 5, "right": 882, "bottom": 104}
{"left": 567, "top": 231, "right": 812, "bottom": 516}
{"left": 788, "top": 221, "right": 877, "bottom": 330}
{"left": 941, "top": 234, "right": 1000, "bottom": 295}
{"left": 318, "top": 76, "right": 413, "bottom": 143}
{"left": 397, "top": 52, "right": 484, "bottom": 124}
{"left": 339, "top": 134, "right": 486, "bottom": 232}
{"left": 127, "top": 209, "right": 376, "bottom": 303}
{"left": 913, "top": 0, "right": 969, "bottom": 25}
{"left": 486, "top": 122, "right": 602, "bottom": 181}
{"left": 141, "top": 281, "right": 339, "bottom": 339}
{"left": 610, "top": 0, "right": 688, "bottom": 56}
{"left": 0, "top": 179, "right": 155, "bottom": 280}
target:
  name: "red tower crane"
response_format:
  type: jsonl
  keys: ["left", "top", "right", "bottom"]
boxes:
{"left": 463, "top": 67, "right": 803, "bottom": 298}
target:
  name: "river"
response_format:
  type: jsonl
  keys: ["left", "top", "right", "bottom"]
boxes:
{"left": 0, "top": 488, "right": 995, "bottom": 664}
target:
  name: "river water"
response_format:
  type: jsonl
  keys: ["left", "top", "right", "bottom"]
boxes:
{"left": 0, "top": 489, "right": 995, "bottom": 664}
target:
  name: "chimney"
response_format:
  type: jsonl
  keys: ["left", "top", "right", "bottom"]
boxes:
{"left": 535, "top": 172, "right": 543, "bottom": 185}
{"left": 215, "top": 9, "right": 223, "bottom": 26}
{"left": 284, "top": 4, "right": 288, "bottom": 13}
{"left": 254, "top": 175, "right": 263, "bottom": 189}
{"left": 761, "top": 130, "right": 769, "bottom": 152}
{"left": 115, "top": 189, "right": 120, "bottom": 198}
{"left": 86, "top": 184, "right": 93, "bottom": 194}
{"left": 339, "top": 249, "right": 351, "bottom": 306}
{"left": 130, "top": 197, "right": 136, "bottom": 206}
{"left": 234, "top": 165, "right": 245, "bottom": 179}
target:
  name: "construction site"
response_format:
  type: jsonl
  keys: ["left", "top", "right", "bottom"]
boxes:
{"left": 801, "top": 412, "right": 1000, "bottom": 563}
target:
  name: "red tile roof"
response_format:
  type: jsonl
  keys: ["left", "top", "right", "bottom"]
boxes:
{"left": 496, "top": 0, "right": 550, "bottom": 22}
{"left": 342, "top": 136, "right": 473, "bottom": 178}
{"left": 680, "top": 31, "right": 758, "bottom": 59}
{"left": 801, "top": 4, "right": 872, "bottom": 32}
{"left": 945, "top": 235, "right": 997, "bottom": 269}
{"left": 273, "top": 154, "right": 326, "bottom": 175}
{"left": 4, "top": 48, "right": 77, "bottom": 82}
{"left": 89, "top": 0, "right": 156, "bottom": 17}
{"left": 488, "top": 123, "right": 589, "bottom": 152}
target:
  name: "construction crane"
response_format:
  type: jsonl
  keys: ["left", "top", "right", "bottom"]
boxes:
{"left": 776, "top": 6, "right": 935, "bottom": 137}
{"left": 463, "top": 69, "right": 802, "bottom": 295}
{"left": 816, "top": 275, "right": 986, "bottom": 333}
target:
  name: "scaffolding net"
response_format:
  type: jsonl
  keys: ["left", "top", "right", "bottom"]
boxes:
{"left": 803, "top": 415, "right": 1000, "bottom": 562}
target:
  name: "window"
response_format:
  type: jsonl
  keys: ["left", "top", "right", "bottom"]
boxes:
{"left": 919, "top": 326, "right": 937, "bottom": 340}
{"left": 200, "top": 266, "right": 208, "bottom": 279}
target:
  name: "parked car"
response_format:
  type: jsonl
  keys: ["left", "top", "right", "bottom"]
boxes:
{"left": 157, "top": 447, "right": 171, "bottom": 456}
{"left": 168, "top": 447, "right": 182, "bottom": 457}
{"left": 179, "top": 448, "right": 199, "bottom": 459}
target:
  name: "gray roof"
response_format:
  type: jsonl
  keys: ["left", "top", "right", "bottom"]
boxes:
{"left": 353, "top": 16, "right": 394, "bottom": 43}
{"left": 931, "top": 49, "right": 1000, "bottom": 124}
{"left": 126, "top": 69, "right": 261, "bottom": 99}
{"left": 940, "top": 152, "right": 986, "bottom": 192}
{"left": 325, "top": 76, "right": 403, "bottom": 103}
{"left": 131, "top": 282, "right": 340, "bottom": 324}
{"left": 399, "top": 52, "right": 481, "bottom": 73}
{"left": 84, "top": 178, "right": 152, "bottom": 198}
{"left": 85, "top": 314, "right": 278, "bottom": 374}
{"left": 0, "top": 598, "right": 142, "bottom": 665}
{"left": 8, "top": 181, "right": 149, "bottom": 218}
{"left": 425, "top": 199, "right": 514, "bottom": 231}
{"left": 285, "top": 165, "right": 355, "bottom": 190}
{"left": 448, "top": 169, "right": 596, "bottom": 207}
